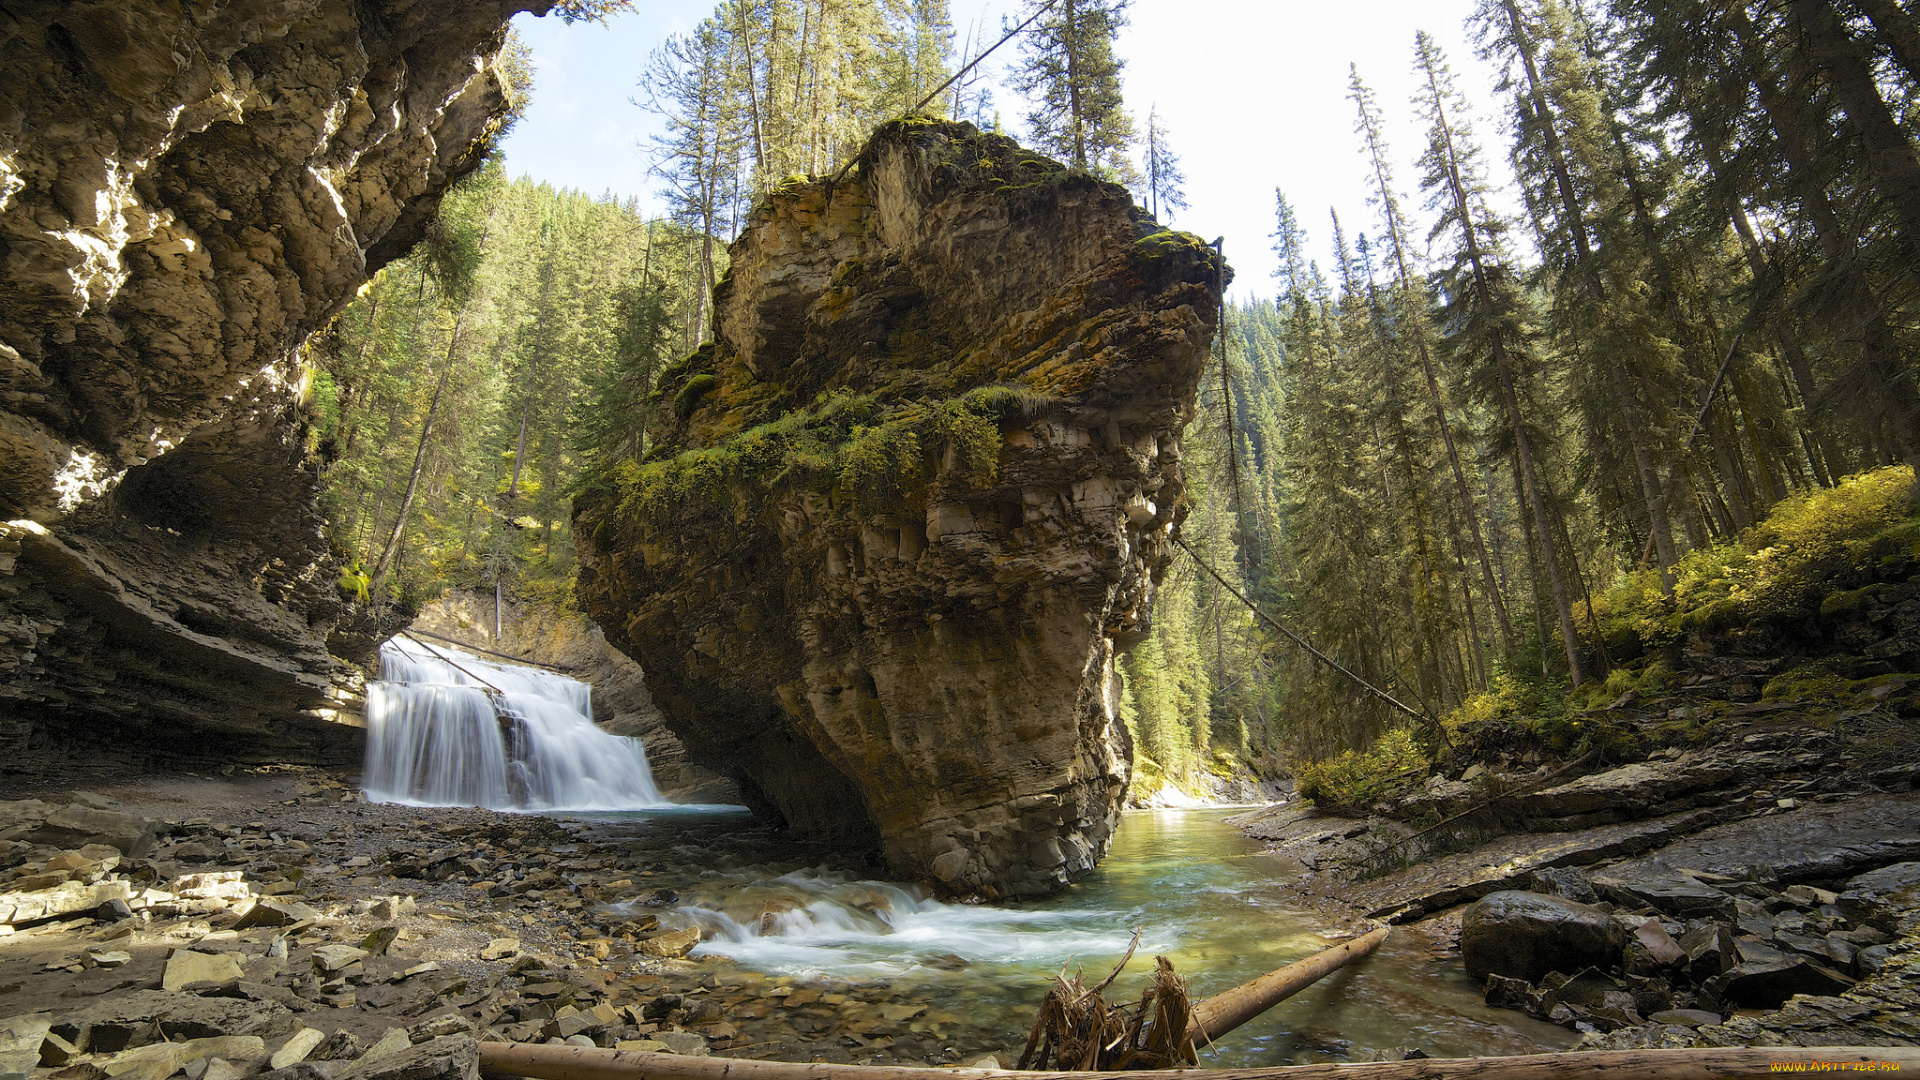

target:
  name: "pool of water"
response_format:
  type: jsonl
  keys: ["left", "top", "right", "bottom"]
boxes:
{"left": 583, "top": 806, "right": 1577, "bottom": 1066}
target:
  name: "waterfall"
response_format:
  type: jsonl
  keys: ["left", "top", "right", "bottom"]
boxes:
{"left": 362, "top": 635, "right": 669, "bottom": 811}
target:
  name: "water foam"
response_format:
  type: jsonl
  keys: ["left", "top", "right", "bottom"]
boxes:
{"left": 363, "top": 635, "right": 669, "bottom": 811}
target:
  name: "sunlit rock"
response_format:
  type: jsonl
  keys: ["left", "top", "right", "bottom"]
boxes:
{"left": 577, "top": 119, "right": 1227, "bottom": 897}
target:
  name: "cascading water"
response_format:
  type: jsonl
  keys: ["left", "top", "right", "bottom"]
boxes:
{"left": 363, "top": 635, "right": 669, "bottom": 811}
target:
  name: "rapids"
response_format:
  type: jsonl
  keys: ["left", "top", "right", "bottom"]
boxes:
{"left": 593, "top": 807, "right": 1579, "bottom": 1065}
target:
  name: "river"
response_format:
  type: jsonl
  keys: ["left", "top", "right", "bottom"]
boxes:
{"left": 584, "top": 805, "right": 1578, "bottom": 1066}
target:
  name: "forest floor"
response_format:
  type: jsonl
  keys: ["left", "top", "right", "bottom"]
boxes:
{"left": 0, "top": 770, "right": 1032, "bottom": 1078}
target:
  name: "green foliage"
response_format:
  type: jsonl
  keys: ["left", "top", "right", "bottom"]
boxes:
{"left": 1590, "top": 466, "right": 1919, "bottom": 656}
{"left": 675, "top": 373, "right": 719, "bottom": 418}
{"left": 609, "top": 383, "right": 1054, "bottom": 536}
{"left": 1296, "top": 728, "right": 1429, "bottom": 810}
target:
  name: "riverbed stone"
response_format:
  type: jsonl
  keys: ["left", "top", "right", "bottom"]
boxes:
{"left": 1462, "top": 890, "right": 1629, "bottom": 983}
{"left": 164, "top": 950, "right": 244, "bottom": 991}
{"left": 1836, "top": 862, "right": 1920, "bottom": 933}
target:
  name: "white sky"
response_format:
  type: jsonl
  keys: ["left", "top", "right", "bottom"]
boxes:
{"left": 495, "top": 0, "right": 1520, "bottom": 299}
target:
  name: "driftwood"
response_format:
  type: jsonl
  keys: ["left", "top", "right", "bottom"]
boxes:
{"left": 479, "top": 1042, "right": 1920, "bottom": 1080}
{"left": 1016, "top": 926, "right": 1387, "bottom": 1071}
{"left": 1016, "top": 938, "right": 1197, "bottom": 1072}
{"left": 1187, "top": 926, "right": 1389, "bottom": 1045}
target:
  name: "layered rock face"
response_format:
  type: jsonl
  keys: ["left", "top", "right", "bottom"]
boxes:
{"left": 0, "top": 0, "right": 546, "bottom": 775}
{"left": 576, "top": 120, "right": 1226, "bottom": 897}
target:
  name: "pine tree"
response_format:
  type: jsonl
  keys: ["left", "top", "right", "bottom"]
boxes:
{"left": 1142, "top": 104, "right": 1188, "bottom": 222}
{"left": 1413, "top": 30, "right": 1588, "bottom": 685}
{"left": 1010, "top": 0, "right": 1136, "bottom": 177}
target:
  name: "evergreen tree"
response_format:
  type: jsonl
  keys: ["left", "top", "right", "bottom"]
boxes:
{"left": 1010, "top": 0, "right": 1136, "bottom": 177}
{"left": 1142, "top": 104, "right": 1188, "bottom": 222}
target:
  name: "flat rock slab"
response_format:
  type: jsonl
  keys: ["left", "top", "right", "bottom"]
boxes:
{"left": 1598, "top": 793, "right": 1920, "bottom": 887}
{"left": 0, "top": 1014, "right": 51, "bottom": 1080}
{"left": 1351, "top": 804, "right": 1744, "bottom": 921}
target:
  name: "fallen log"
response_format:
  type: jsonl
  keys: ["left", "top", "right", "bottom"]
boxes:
{"left": 478, "top": 1042, "right": 1920, "bottom": 1080}
{"left": 1187, "top": 926, "right": 1390, "bottom": 1045}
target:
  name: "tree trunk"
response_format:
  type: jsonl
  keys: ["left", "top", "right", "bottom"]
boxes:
{"left": 1425, "top": 64, "right": 1586, "bottom": 684}
{"left": 368, "top": 317, "right": 461, "bottom": 605}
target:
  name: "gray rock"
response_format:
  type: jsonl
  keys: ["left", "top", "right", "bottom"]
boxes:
{"left": 1706, "top": 954, "right": 1856, "bottom": 1010}
{"left": 31, "top": 805, "right": 156, "bottom": 858}
{"left": 1462, "top": 890, "right": 1629, "bottom": 983}
{"left": 61, "top": 990, "right": 299, "bottom": 1049}
{"left": 340, "top": 1036, "right": 479, "bottom": 1080}
{"left": 1836, "top": 861, "right": 1920, "bottom": 933}
{"left": 1593, "top": 865, "right": 1736, "bottom": 919}
{"left": 1530, "top": 866, "right": 1600, "bottom": 905}
{"left": 1647, "top": 1008, "right": 1722, "bottom": 1027}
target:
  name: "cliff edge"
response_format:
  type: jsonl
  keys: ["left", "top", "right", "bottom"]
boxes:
{"left": 576, "top": 119, "right": 1227, "bottom": 897}
{"left": 0, "top": 0, "right": 548, "bottom": 775}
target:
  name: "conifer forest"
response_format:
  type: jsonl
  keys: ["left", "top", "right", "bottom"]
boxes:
{"left": 309, "top": 0, "right": 1920, "bottom": 797}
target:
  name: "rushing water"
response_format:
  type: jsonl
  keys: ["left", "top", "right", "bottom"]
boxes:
{"left": 590, "top": 807, "right": 1578, "bottom": 1066}
{"left": 362, "top": 636, "right": 669, "bottom": 811}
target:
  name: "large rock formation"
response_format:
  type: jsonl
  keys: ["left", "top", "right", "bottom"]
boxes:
{"left": 0, "top": 0, "right": 549, "bottom": 775}
{"left": 576, "top": 119, "right": 1226, "bottom": 897}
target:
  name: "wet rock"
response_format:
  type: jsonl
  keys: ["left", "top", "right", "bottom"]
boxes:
{"left": 1483, "top": 973, "right": 1531, "bottom": 1008}
{"left": 1598, "top": 794, "right": 1920, "bottom": 887}
{"left": 1836, "top": 861, "right": 1920, "bottom": 933}
{"left": 1705, "top": 953, "right": 1857, "bottom": 1010}
{"left": 1530, "top": 867, "right": 1600, "bottom": 905}
{"left": 1462, "top": 891, "right": 1629, "bottom": 983}
{"left": 1632, "top": 919, "right": 1687, "bottom": 966}
{"left": 637, "top": 928, "right": 700, "bottom": 959}
{"left": 1592, "top": 866, "right": 1736, "bottom": 920}
{"left": 1679, "top": 923, "right": 1739, "bottom": 979}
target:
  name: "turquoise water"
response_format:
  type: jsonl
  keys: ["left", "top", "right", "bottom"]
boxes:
{"left": 586, "top": 806, "right": 1577, "bottom": 1066}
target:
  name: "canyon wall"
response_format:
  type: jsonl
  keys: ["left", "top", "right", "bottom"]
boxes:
{"left": 576, "top": 119, "right": 1226, "bottom": 897}
{"left": 0, "top": 0, "right": 547, "bottom": 776}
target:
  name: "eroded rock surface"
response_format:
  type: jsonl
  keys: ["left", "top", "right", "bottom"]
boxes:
{"left": 577, "top": 120, "right": 1225, "bottom": 897}
{"left": 0, "top": 0, "right": 549, "bottom": 775}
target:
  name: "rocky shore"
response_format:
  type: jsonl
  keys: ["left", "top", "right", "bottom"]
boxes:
{"left": 0, "top": 774, "right": 1031, "bottom": 1080}
{"left": 1227, "top": 700, "right": 1920, "bottom": 1051}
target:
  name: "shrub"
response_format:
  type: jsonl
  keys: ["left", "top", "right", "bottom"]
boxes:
{"left": 1296, "top": 727, "right": 1429, "bottom": 810}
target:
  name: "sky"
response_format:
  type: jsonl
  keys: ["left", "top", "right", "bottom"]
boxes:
{"left": 495, "top": 0, "right": 1521, "bottom": 299}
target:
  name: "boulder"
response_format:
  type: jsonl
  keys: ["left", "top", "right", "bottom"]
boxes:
{"left": 1593, "top": 865, "right": 1737, "bottom": 920}
{"left": 0, "top": 1014, "right": 50, "bottom": 1080}
{"left": 1836, "top": 861, "right": 1920, "bottom": 933}
{"left": 30, "top": 806, "right": 155, "bottom": 858}
{"left": 575, "top": 119, "right": 1225, "bottom": 898}
{"left": 163, "top": 950, "right": 244, "bottom": 991}
{"left": 1462, "top": 890, "right": 1629, "bottom": 983}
